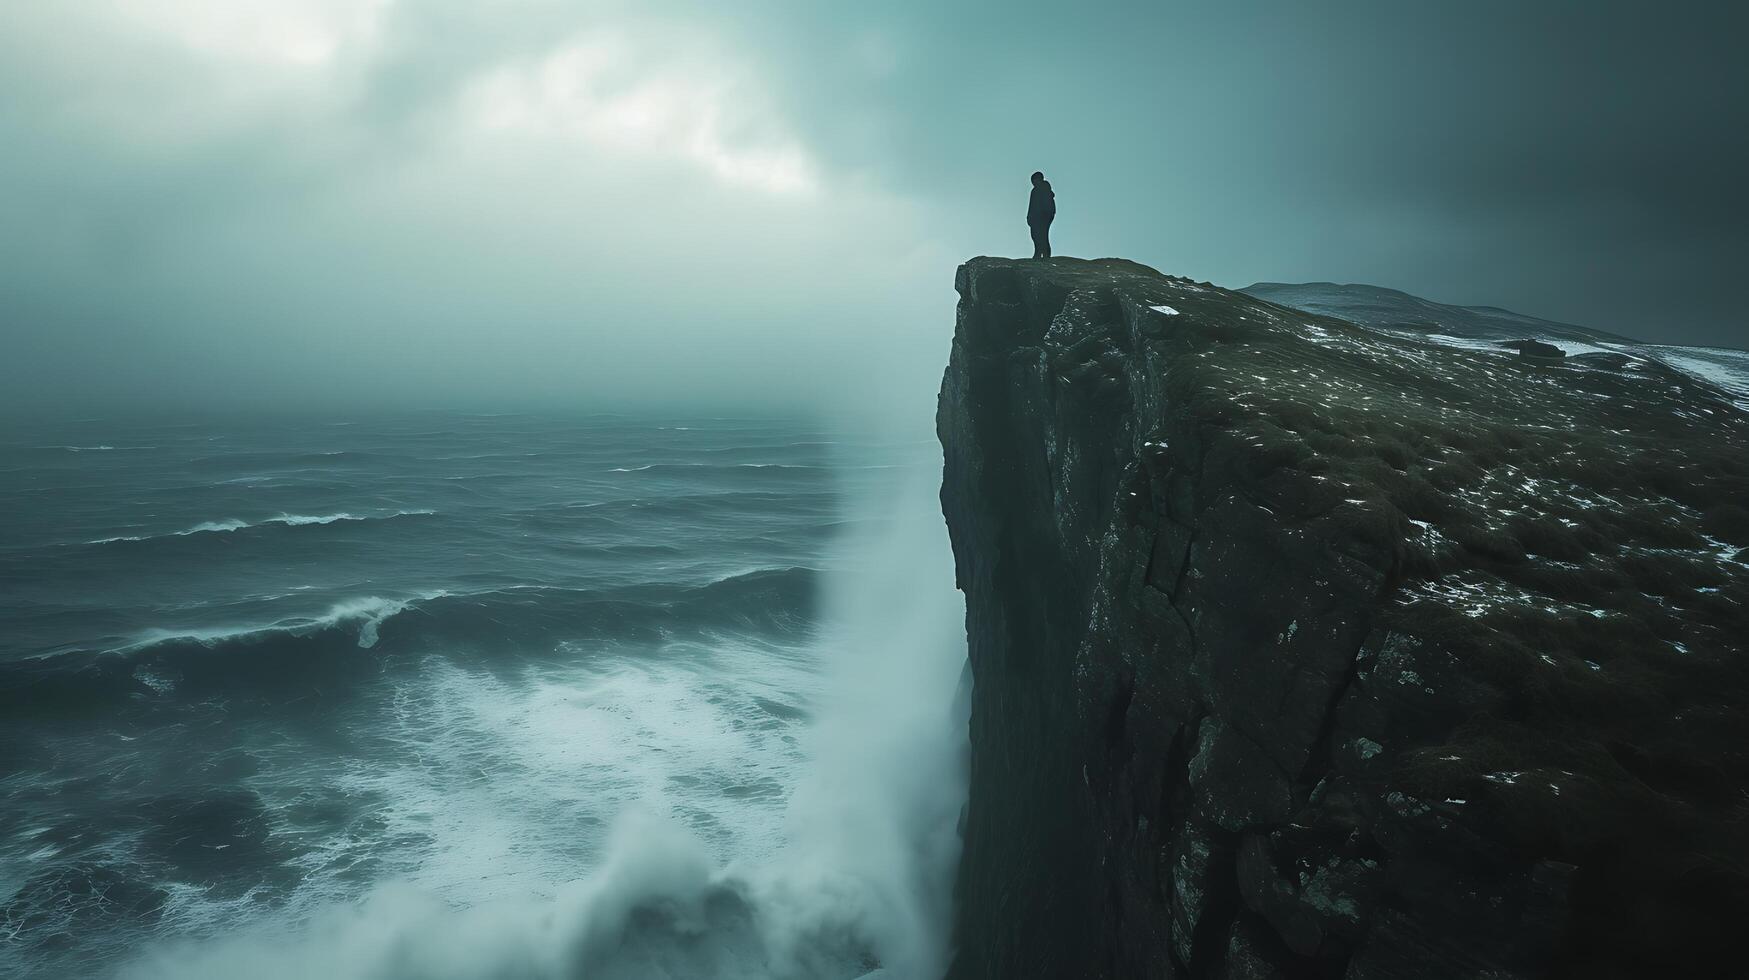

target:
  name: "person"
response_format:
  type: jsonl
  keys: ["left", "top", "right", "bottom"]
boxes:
{"left": 1027, "top": 171, "right": 1055, "bottom": 259}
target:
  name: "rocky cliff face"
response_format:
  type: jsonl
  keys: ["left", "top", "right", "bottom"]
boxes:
{"left": 937, "top": 257, "right": 1749, "bottom": 979}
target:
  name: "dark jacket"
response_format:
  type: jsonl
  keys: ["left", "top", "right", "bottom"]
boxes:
{"left": 1027, "top": 180, "right": 1055, "bottom": 226}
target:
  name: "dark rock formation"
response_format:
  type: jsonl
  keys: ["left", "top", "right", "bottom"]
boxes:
{"left": 937, "top": 257, "right": 1749, "bottom": 979}
{"left": 1503, "top": 339, "right": 1567, "bottom": 360}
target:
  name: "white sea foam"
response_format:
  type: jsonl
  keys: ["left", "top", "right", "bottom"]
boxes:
{"left": 277, "top": 510, "right": 435, "bottom": 526}
{"left": 88, "top": 510, "right": 435, "bottom": 544}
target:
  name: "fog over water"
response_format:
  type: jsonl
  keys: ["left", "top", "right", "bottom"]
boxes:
{"left": 3, "top": 1, "right": 1745, "bottom": 418}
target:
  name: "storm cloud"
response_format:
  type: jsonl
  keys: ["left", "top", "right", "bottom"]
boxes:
{"left": 2, "top": 0, "right": 1743, "bottom": 414}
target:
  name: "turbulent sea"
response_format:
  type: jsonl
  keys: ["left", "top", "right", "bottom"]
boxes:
{"left": 0, "top": 413, "right": 968, "bottom": 979}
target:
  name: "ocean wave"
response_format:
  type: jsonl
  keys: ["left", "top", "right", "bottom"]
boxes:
{"left": 136, "top": 568, "right": 813, "bottom": 655}
{"left": 121, "top": 595, "right": 422, "bottom": 654}
{"left": 0, "top": 569, "right": 819, "bottom": 716}
{"left": 88, "top": 510, "right": 435, "bottom": 545}
{"left": 608, "top": 462, "right": 832, "bottom": 474}
{"left": 41, "top": 444, "right": 158, "bottom": 452}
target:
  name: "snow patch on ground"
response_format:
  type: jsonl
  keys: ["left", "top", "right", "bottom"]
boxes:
{"left": 1651, "top": 347, "right": 1749, "bottom": 399}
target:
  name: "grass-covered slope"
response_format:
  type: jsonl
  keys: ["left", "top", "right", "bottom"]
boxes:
{"left": 1242, "top": 279, "right": 1749, "bottom": 411}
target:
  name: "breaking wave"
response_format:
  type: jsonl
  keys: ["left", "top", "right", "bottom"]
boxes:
{"left": 124, "top": 594, "right": 422, "bottom": 653}
{"left": 88, "top": 510, "right": 437, "bottom": 545}
{"left": 0, "top": 568, "right": 820, "bottom": 717}
{"left": 607, "top": 463, "right": 836, "bottom": 476}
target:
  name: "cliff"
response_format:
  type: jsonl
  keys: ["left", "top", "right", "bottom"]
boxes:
{"left": 936, "top": 257, "right": 1749, "bottom": 978}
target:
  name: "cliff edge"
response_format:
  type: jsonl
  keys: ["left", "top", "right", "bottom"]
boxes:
{"left": 937, "top": 257, "right": 1749, "bottom": 978}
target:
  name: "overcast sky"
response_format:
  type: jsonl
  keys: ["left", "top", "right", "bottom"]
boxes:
{"left": 2, "top": 1, "right": 1744, "bottom": 415}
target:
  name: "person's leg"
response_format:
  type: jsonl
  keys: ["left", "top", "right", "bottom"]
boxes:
{"left": 1030, "top": 223, "right": 1046, "bottom": 259}
{"left": 1040, "top": 221, "right": 1051, "bottom": 259}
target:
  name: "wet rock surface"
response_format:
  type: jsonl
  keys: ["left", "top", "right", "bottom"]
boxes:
{"left": 938, "top": 257, "right": 1749, "bottom": 979}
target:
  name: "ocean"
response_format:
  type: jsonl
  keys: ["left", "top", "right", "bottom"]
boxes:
{"left": 0, "top": 412, "right": 968, "bottom": 979}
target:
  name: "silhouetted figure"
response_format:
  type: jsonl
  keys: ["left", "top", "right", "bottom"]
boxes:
{"left": 1027, "top": 171, "right": 1055, "bottom": 259}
